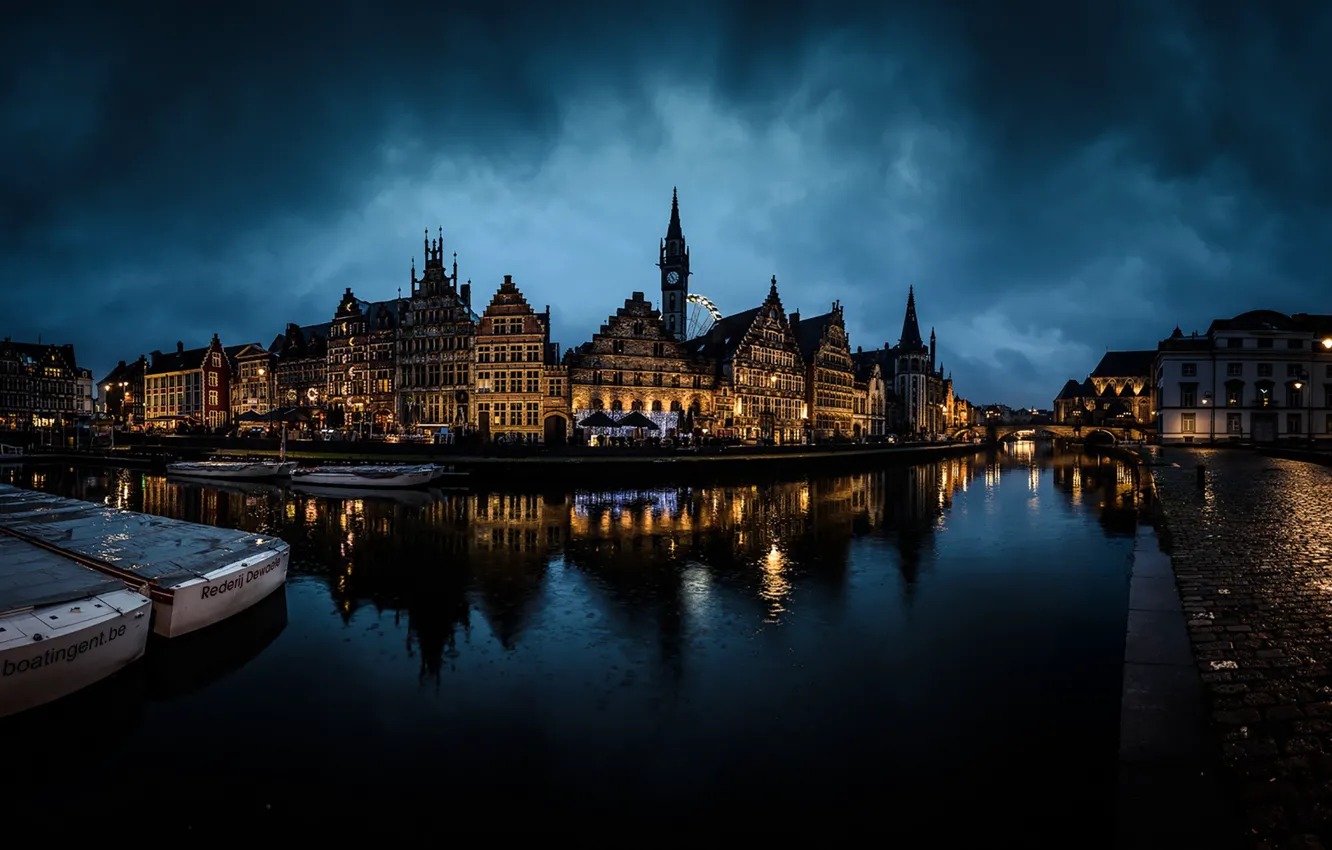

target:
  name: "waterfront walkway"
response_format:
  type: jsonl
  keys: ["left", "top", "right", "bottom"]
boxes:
{"left": 1152, "top": 448, "right": 1332, "bottom": 849}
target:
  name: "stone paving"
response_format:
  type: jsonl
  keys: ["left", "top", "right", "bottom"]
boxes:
{"left": 1152, "top": 447, "right": 1332, "bottom": 849}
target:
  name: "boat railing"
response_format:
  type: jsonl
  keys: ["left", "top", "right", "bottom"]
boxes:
{"left": 0, "top": 444, "right": 23, "bottom": 457}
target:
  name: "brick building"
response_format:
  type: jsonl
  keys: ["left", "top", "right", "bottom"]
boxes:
{"left": 791, "top": 301, "right": 856, "bottom": 441}
{"left": 229, "top": 342, "right": 276, "bottom": 421}
{"left": 565, "top": 291, "right": 714, "bottom": 439}
{"left": 0, "top": 338, "right": 84, "bottom": 429}
{"left": 98, "top": 355, "right": 148, "bottom": 428}
{"left": 397, "top": 229, "right": 477, "bottom": 435}
{"left": 326, "top": 288, "right": 399, "bottom": 435}
{"left": 270, "top": 322, "right": 329, "bottom": 420}
{"left": 144, "top": 335, "right": 233, "bottom": 430}
{"left": 472, "top": 275, "right": 560, "bottom": 442}
{"left": 689, "top": 277, "right": 807, "bottom": 443}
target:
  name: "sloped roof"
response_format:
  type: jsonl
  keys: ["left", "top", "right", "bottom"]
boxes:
{"left": 1055, "top": 379, "right": 1083, "bottom": 401}
{"left": 792, "top": 311, "right": 836, "bottom": 362}
{"left": 683, "top": 306, "right": 761, "bottom": 365}
{"left": 146, "top": 346, "right": 209, "bottom": 375}
{"left": 269, "top": 322, "right": 331, "bottom": 355}
{"left": 1207, "top": 310, "right": 1294, "bottom": 333}
{"left": 1089, "top": 350, "right": 1156, "bottom": 379}
{"left": 0, "top": 340, "right": 77, "bottom": 372}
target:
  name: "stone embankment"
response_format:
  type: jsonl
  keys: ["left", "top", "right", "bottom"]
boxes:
{"left": 1150, "top": 447, "right": 1332, "bottom": 849}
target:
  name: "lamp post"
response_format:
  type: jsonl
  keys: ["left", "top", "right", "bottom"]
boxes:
{"left": 1202, "top": 391, "right": 1213, "bottom": 444}
{"left": 1294, "top": 369, "right": 1311, "bottom": 443}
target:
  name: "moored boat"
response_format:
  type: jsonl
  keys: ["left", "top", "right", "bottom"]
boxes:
{"left": 0, "top": 533, "right": 153, "bottom": 718}
{"left": 166, "top": 460, "right": 296, "bottom": 480}
{"left": 0, "top": 485, "right": 290, "bottom": 639}
{"left": 289, "top": 464, "right": 439, "bottom": 489}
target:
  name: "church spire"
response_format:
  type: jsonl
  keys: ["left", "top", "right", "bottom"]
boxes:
{"left": 899, "top": 286, "right": 924, "bottom": 350}
{"left": 666, "top": 186, "right": 683, "bottom": 241}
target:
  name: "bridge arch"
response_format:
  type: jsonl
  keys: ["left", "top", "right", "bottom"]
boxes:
{"left": 1084, "top": 428, "right": 1118, "bottom": 446}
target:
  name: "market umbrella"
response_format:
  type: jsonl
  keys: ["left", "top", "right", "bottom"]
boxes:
{"left": 618, "top": 411, "right": 659, "bottom": 430}
{"left": 236, "top": 410, "right": 265, "bottom": 422}
{"left": 579, "top": 411, "right": 617, "bottom": 428}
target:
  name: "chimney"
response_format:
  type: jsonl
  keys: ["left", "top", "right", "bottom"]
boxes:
{"left": 117, "top": 360, "right": 126, "bottom": 368}
{"left": 857, "top": 346, "right": 862, "bottom": 354}
{"left": 461, "top": 281, "right": 471, "bottom": 309}
{"left": 177, "top": 341, "right": 184, "bottom": 355}
{"left": 150, "top": 350, "right": 162, "bottom": 367}
{"left": 790, "top": 311, "right": 800, "bottom": 328}
{"left": 632, "top": 291, "right": 645, "bottom": 302}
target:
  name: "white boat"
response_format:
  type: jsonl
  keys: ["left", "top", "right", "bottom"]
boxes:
{"left": 0, "top": 485, "right": 290, "bottom": 639}
{"left": 166, "top": 460, "right": 296, "bottom": 480}
{"left": 289, "top": 464, "right": 439, "bottom": 488}
{"left": 0, "top": 533, "right": 153, "bottom": 718}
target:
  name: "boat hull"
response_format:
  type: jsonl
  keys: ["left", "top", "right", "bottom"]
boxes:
{"left": 166, "top": 462, "right": 289, "bottom": 481}
{"left": 0, "top": 588, "right": 152, "bottom": 718}
{"left": 290, "top": 469, "right": 437, "bottom": 488}
{"left": 151, "top": 544, "right": 290, "bottom": 638}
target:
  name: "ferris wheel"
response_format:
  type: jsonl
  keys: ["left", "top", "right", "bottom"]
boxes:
{"left": 686, "top": 292, "right": 723, "bottom": 339}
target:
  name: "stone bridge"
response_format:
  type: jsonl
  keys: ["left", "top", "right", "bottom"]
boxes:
{"left": 948, "top": 423, "right": 1141, "bottom": 443}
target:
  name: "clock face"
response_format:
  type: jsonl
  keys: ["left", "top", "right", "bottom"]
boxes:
{"left": 666, "top": 271, "right": 679, "bottom": 285}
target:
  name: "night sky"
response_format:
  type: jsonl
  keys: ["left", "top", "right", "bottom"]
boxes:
{"left": 4, "top": 1, "right": 1329, "bottom": 407}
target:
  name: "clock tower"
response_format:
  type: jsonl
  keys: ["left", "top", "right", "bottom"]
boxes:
{"left": 658, "top": 187, "right": 690, "bottom": 341}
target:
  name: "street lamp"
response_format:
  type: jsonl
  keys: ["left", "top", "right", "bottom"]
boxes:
{"left": 1294, "top": 369, "right": 1311, "bottom": 442}
{"left": 1323, "top": 338, "right": 1332, "bottom": 350}
{"left": 1202, "top": 390, "right": 1214, "bottom": 443}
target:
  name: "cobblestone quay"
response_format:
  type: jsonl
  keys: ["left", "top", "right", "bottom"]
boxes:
{"left": 1153, "top": 448, "right": 1332, "bottom": 849}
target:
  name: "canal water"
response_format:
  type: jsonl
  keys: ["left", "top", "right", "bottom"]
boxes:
{"left": 2, "top": 444, "right": 1139, "bottom": 835}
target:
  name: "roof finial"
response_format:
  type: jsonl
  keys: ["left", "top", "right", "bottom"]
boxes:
{"left": 424, "top": 228, "right": 429, "bottom": 260}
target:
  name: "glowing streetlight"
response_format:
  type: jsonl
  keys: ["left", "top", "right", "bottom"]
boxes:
{"left": 1323, "top": 337, "right": 1332, "bottom": 350}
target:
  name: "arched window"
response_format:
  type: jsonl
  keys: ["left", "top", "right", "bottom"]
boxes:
{"left": 689, "top": 397, "right": 701, "bottom": 414}
{"left": 651, "top": 400, "right": 663, "bottom": 412}
{"left": 631, "top": 401, "right": 643, "bottom": 411}
{"left": 611, "top": 400, "right": 623, "bottom": 411}
{"left": 670, "top": 400, "right": 682, "bottom": 412}
{"left": 591, "top": 398, "right": 604, "bottom": 410}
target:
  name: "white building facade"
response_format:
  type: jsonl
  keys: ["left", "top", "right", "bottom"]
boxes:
{"left": 1155, "top": 310, "right": 1332, "bottom": 445}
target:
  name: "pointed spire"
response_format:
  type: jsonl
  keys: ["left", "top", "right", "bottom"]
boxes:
{"left": 410, "top": 256, "right": 416, "bottom": 282}
{"left": 452, "top": 251, "right": 458, "bottom": 285}
{"left": 899, "top": 286, "right": 924, "bottom": 350}
{"left": 424, "top": 228, "right": 429, "bottom": 260}
{"left": 770, "top": 274, "right": 779, "bottom": 297}
{"left": 930, "top": 326, "right": 936, "bottom": 340}
{"left": 666, "top": 187, "right": 683, "bottom": 241}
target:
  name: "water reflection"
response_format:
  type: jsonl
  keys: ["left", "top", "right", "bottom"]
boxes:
{"left": 2, "top": 447, "right": 1138, "bottom": 834}
{"left": 4, "top": 447, "right": 1138, "bottom": 683}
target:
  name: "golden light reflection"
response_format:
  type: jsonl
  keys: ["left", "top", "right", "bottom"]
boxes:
{"left": 760, "top": 544, "right": 791, "bottom": 623}
{"left": 100, "top": 448, "right": 1133, "bottom": 664}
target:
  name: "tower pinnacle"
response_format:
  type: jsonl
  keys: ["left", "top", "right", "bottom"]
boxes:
{"left": 899, "top": 286, "right": 924, "bottom": 350}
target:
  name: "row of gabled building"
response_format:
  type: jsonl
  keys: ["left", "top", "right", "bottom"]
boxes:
{"left": 0, "top": 338, "right": 94, "bottom": 429}
{"left": 1053, "top": 309, "right": 1332, "bottom": 444}
{"left": 92, "top": 191, "right": 973, "bottom": 443}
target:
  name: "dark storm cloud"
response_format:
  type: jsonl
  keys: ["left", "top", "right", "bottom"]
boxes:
{"left": 3, "top": 0, "right": 1329, "bottom": 405}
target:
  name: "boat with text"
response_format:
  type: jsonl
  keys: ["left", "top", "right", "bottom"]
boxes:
{"left": 0, "top": 485, "right": 290, "bottom": 639}
{"left": 166, "top": 460, "right": 296, "bottom": 480}
{"left": 0, "top": 533, "right": 153, "bottom": 718}
{"left": 289, "top": 464, "right": 444, "bottom": 489}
